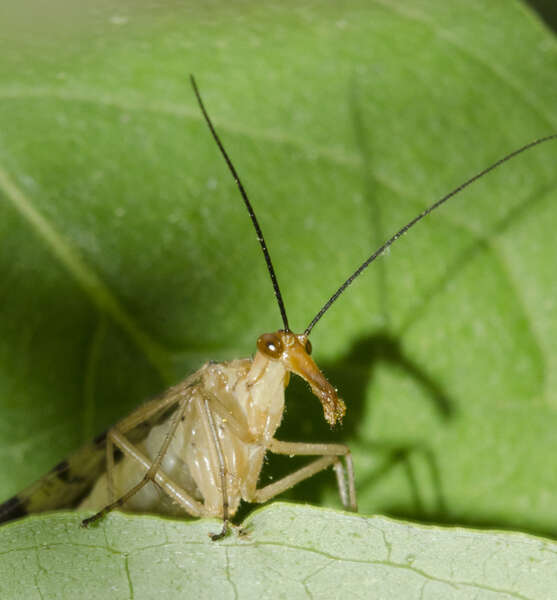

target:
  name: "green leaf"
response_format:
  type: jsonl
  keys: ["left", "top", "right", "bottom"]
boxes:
{"left": 2, "top": 504, "right": 557, "bottom": 599}
{"left": 1, "top": 0, "right": 557, "bottom": 586}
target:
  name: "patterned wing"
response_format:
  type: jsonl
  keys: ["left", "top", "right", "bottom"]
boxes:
{"left": 0, "top": 383, "right": 188, "bottom": 524}
{"left": 0, "top": 432, "right": 108, "bottom": 523}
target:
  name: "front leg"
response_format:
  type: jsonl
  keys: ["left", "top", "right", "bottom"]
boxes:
{"left": 250, "top": 439, "right": 357, "bottom": 511}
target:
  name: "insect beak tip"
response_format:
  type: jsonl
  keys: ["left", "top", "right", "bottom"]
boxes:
{"left": 324, "top": 396, "right": 346, "bottom": 427}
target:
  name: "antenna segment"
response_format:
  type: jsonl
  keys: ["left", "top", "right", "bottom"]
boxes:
{"left": 191, "top": 75, "right": 290, "bottom": 331}
{"left": 305, "top": 133, "right": 557, "bottom": 336}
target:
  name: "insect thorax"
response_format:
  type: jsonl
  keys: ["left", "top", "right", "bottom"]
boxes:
{"left": 80, "top": 353, "right": 289, "bottom": 518}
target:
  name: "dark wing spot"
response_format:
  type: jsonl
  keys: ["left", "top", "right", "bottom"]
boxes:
{"left": 51, "top": 460, "right": 70, "bottom": 482}
{"left": 50, "top": 460, "right": 86, "bottom": 485}
{"left": 0, "top": 495, "right": 28, "bottom": 524}
{"left": 93, "top": 430, "right": 107, "bottom": 445}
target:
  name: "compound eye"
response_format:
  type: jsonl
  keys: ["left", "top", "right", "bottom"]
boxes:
{"left": 304, "top": 338, "right": 312, "bottom": 355}
{"left": 257, "top": 333, "right": 283, "bottom": 359}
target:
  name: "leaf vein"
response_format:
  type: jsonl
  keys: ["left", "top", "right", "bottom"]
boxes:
{"left": 0, "top": 165, "right": 172, "bottom": 383}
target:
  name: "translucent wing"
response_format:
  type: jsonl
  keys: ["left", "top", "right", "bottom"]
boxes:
{"left": 0, "top": 434, "right": 107, "bottom": 523}
{"left": 0, "top": 387, "right": 183, "bottom": 524}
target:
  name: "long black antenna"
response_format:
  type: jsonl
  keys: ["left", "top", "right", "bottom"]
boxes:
{"left": 190, "top": 75, "right": 290, "bottom": 331}
{"left": 305, "top": 134, "right": 557, "bottom": 336}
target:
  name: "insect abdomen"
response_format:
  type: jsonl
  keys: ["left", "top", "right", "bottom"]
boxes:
{"left": 80, "top": 414, "right": 201, "bottom": 517}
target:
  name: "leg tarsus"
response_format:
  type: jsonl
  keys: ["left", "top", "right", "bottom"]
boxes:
{"left": 80, "top": 471, "right": 154, "bottom": 528}
{"left": 209, "top": 519, "right": 229, "bottom": 541}
{"left": 81, "top": 511, "right": 104, "bottom": 528}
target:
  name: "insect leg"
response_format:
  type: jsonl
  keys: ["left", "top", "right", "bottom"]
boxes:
{"left": 196, "top": 393, "right": 230, "bottom": 541}
{"left": 111, "top": 428, "right": 204, "bottom": 515}
{"left": 106, "top": 434, "right": 115, "bottom": 503}
{"left": 270, "top": 440, "right": 356, "bottom": 510}
{"left": 82, "top": 393, "right": 203, "bottom": 526}
{"left": 254, "top": 440, "right": 357, "bottom": 511}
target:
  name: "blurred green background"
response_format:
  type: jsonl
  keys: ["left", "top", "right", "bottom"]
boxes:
{"left": 1, "top": 0, "right": 557, "bottom": 538}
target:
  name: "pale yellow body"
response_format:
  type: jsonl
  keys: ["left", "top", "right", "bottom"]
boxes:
{"left": 80, "top": 342, "right": 355, "bottom": 523}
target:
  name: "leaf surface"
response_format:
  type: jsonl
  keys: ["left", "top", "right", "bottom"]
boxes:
{"left": 2, "top": 505, "right": 557, "bottom": 599}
